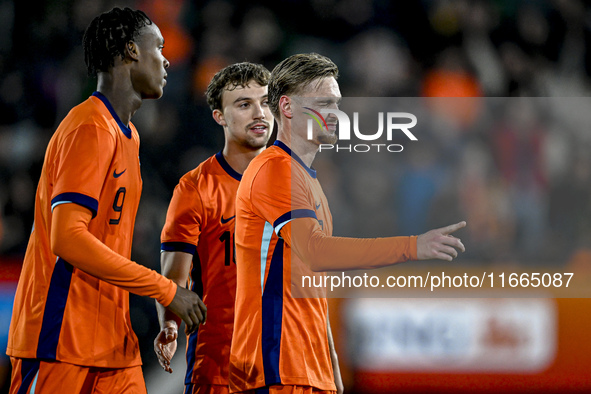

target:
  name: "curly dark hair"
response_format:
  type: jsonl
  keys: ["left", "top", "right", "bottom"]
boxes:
{"left": 206, "top": 62, "right": 271, "bottom": 111}
{"left": 83, "top": 7, "right": 153, "bottom": 76}
{"left": 268, "top": 53, "right": 339, "bottom": 118}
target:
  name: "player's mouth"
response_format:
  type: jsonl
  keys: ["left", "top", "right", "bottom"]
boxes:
{"left": 248, "top": 122, "right": 269, "bottom": 135}
{"left": 326, "top": 123, "right": 337, "bottom": 132}
{"left": 163, "top": 74, "right": 168, "bottom": 86}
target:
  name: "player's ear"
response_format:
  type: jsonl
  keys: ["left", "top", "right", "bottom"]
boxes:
{"left": 125, "top": 41, "right": 139, "bottom": 61}
{"left": 279, "top": 95, "right": 293, "bottom": 119}
{"left": 212, "top": 109, "right": 227, "bottom": 127}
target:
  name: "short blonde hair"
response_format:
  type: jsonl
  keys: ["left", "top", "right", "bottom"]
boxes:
{"left": 268, "top": 53, "right": 339, "bottom": 118}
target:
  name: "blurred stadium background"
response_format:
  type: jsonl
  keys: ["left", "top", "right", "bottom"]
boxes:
{"left": 2, "top": 0, "right": 591, "bottom": 392}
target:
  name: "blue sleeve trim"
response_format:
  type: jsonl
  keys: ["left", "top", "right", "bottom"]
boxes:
{"left": 273, "top": 209, "right": 317, "bottom": 236}
{"left": 160, "top": 242, "right": 197, "bottom": 255}
{"left": 273, "top": 209, "right": 317, "bottom": 229}
{"left": 51, "top": 192, "right": 98, "bottom": 219}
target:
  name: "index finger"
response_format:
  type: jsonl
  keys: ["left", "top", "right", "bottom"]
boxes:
{"left": 439, "top": 221, "right": 466, "bottom": 235}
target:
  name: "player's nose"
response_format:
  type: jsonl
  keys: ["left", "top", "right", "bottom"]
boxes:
{"left": 253, "top": 103, "right": 265, "bottom": 119}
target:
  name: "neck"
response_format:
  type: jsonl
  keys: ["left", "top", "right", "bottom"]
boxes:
{"left": 277, "top": 121, "right": 318, "bottom": 168}
{"left": 96, "top": 72, "right": 142, "bottom": 126}
{"left": 222, "top": 143, "right": 264, "bottom": 174}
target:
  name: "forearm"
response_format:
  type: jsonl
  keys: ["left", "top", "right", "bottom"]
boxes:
{"left": 51, "top": 203, "right": 176, "bottom": 306}
{"left": 157, "top": 251, "right": 193, "bottom": 328}
{"left": 286, "top": 218, "right": 417, "bottom": 272}
{"left": 327, "top": 314, "right": 338, "bottom": 365}
{"left": 327, "top": 310, "right": 344, "bottom": 393}
{"left": 307, "top": 234, "right": 417, "bottom": 271}
{"left": 156, "top": 300, "right": 181, "bottom": 330}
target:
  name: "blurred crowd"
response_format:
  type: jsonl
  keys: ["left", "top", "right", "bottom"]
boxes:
{"left": 2, "top": 0, "right": 590, "bottom": 261}
{"left": 2, "top": 0, "right": 591, "bottom": 388}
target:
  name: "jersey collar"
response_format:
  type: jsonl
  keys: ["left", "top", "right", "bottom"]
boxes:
{"left": 273, "top": 140, "right": 317, "bottom": 179}
{"left": 215, "top": 151, "right": 242, "bottom": 181}
{"left": 92, "top": 91, "right": 132, "bottom": 139}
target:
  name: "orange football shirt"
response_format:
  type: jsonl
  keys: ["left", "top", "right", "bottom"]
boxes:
{"left": 230, "top": 140, "right": 418, "bottom": 393}
{"left": 161, "top": 152, "right": 241, "bottom": 386}
{"left": 7, "top": 92, "right": 175, "bottom": 368}
{"left": 230, "top": 141, "right": 336, "bottom": 392}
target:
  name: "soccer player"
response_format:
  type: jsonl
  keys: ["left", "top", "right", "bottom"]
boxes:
{"left": 229, "top": 53, "right": 467, "bottom": 394}
{"left": 153, "top": 62, "right": 273, "bottom": 394}
{"left": 6, "top": 8, "right": 206, "bottom": 394}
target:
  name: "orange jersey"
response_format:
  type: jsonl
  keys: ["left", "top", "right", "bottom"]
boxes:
{"left": 7, "top": 92, "right": 174, "bottom": 368}
{"left": 161, "top": 152, "right": 242, "bottom": 386}
{"left": 230, "top": 141, "right": 336, "bottom": 392}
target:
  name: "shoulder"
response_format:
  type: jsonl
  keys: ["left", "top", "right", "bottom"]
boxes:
{"left": 57, "top": 97, "right": 117, "bottom": 141}
{"left": 239, "top": 148, "right": 292, "bottom": 204}
{"left": 245, "top": 146, "right": 291, "bottom": 182}
{"left": 177, "top": 154, "right": 218, "bottom": 190}
{"left": 76, "top": 97, "right": 114, "bottom": 130}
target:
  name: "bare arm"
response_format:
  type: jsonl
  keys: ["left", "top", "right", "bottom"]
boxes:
{"left": 327, "top": 310, "right": 344, "bottom": 394}
{"left": 156, "top": 251, "right": 196, "bottom": 329}
{"left": 154, "top": 250, "right": 206, "bottom": 373}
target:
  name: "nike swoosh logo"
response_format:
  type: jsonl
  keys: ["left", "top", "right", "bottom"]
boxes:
{"left": 113, "top": 169, "right": 126, "bottom": 178}
{"left": 315, "top": 203, "right": 321, "bottom": 210}
{"left": 221, "top": 215, "right": 235, "bottom": 224}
